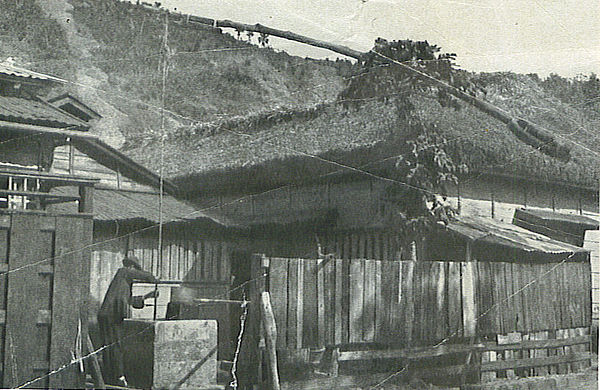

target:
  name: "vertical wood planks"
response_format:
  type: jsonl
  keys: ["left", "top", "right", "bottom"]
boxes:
{"left": 342, "top": 259, "right": 350, "bottom": 344}
{"left": 403, "top": 261, "right": 415, "bottom": 347}
{"left": 413, "top": 262, "right": 423, "bottom": 343}
{"left": 302, "top": 259, "right": 318, "bottom": 348}
{"left": 296, "top": 260, "right": 304, "bottom": 349}
{"left": 287, "top": 259, "right": 299, "bottom": 349}
{"left": 363, "top": 260, "right": 375, "bottom": 342}
{"left": 349, "top": 260, "right": 363, "bottom": 343}
{"left": 5, "top": 214, "right": 44, "bottom": 388}
{"left": 513, "top": 262, "right": 526, "bottom": 333}
{"left": 378, "top": 260, "right": 392, "bottom": 342}
{"left": 330, "top": 259, "right": 337, "bottom": 345}
{"left": 324, "top": 259, "right": 334, "bottom": 345}
{"left": 334, "top": 259, "right": 343, "bottom": 345}
{"left": 515, "top": 263, "right": 527, "bottom": 332}
{"left": 50, "top": 216, "right": 92, "bottom": 389}
{"left": 269, "top": 258, "right": 288, "bottom": 348}
{"left": 435, "top": 261, "right": 446, "bottom": 341}
{"left": 317, "top": 259, "right": 325, "bottom": 346}
{"left": 161, "top": 238, "right": 170, "bottom": 280}
{"left": 491, "top": 262, "right": 504, "bottom": 334}
{"left": 374, "top": 260, "right": 383, "bottom": 341}
{"left": 582, "top": 261, "right": 592, "bottom": 327}
{"left": 447, "top": 261, "right": 462, "bottom": 338}
{"left": 462, "top": 255, "right": 477, "bottom": 337}
{"left": 501, "top": 263, "right": 513, "bottom": 333}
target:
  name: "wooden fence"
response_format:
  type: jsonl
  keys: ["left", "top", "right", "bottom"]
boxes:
{"left": 90, "top": 228, "right": 231, "bottom": 319}
{"left": 264, "top": 257, "right": 591, "bottom": 350}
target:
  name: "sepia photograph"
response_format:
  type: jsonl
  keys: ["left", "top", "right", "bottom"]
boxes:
{"left": 0, "top": 0, "right": 598, "bottom": 388}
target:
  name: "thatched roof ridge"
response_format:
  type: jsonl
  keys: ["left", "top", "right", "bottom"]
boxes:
{"left": 125, "top": 101, "right": 335, "bottom": 145}
{"left": 124, "top": 88, "right": 600, "bottom": 195}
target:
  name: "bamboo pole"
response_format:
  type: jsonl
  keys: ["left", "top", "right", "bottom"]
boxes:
{"left": 260, "top": 292, "right": 281, "bottom": 390}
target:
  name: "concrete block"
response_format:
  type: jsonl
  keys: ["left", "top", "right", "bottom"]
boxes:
{"left": 122, "top": 319, "right": 218, "bottom": 389}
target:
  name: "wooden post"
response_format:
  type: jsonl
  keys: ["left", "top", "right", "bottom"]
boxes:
{"left": 523, "top": 187, "right": 527, "bottom": 208}
{"left": 552, "top": 194, "right": 556, "bottom": 212}
{"left": 457, "top": 180, "right": 462, "bottom": 214}
{"left": 116, "top": 169, "right": 122, "bottom": 190}
{"left": 260, "top": 292, "right": 281, "bottom": 390}
{"left": 86, "top": 334, "right": 105, "bottom": 389}
{"left": 238, "top": 254, "right": 267, "bottom": 386}
{"left": 490, "top": 192, "right": 495, "bottom": 219}
{"left": 462, "top": 242, "right": 477, "bottom": 337}
{"left": 78, "top": 185, "right": 94, "bottom": 213}
{"left": 68, "top": 142, "right": 75, "bottom": 175}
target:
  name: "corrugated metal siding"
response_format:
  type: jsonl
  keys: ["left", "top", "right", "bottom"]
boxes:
{"left": 0, "top": 63, "right": 53, "bottom": 81}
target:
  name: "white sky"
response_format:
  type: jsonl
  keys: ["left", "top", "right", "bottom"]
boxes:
{"left": 161, "top": 0, "right": 599, "bottom": 77}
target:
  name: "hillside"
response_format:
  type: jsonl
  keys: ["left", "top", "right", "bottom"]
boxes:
{"left": 0, "top": 0, "right": 598, "bottom": 189}
{"left": 0, "top": 0, "right": 349, "bottom": 145}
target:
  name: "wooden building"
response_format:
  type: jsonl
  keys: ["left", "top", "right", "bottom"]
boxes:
{"left": 0, "top": 63, "right": 98, "bottom": 388}
{"left": 118, "top": 73, "right": 599, "bottom": 374}
{"left": 120, "top": 97, "right": 599, "bottom": 262}
{"left": 247, "top": 215, "right": 592, "bottom": 385}
{"left": 0, "top": 63, "right": 238, "bottom": 385}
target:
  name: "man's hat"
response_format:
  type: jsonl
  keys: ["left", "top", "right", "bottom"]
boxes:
{"left": 123, "top": 255, "right": 142, "bottom": 270}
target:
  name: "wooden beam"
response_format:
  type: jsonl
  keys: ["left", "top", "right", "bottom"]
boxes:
{"left": 480, "top": 352, "right": 592, "bottom": 372}
{"left": 338, "top": 343, "right": 485, "bottom": 361}
{"left": 0, "top": 170, "right": 98, "bottom": 186}
{"left": 185, "top": 16, "right": 365, "bottom": 60}
{"left": 260, "top": 292, "right": 281, "bottom": 390}
{"left": 0, "top": 190, "right": 79, "bottom": 202}
{"left": 481, "top": 335, "right": 591, "bottom": 351}
{"left": 78, "top": 185, "right": 93, "bottom": 213}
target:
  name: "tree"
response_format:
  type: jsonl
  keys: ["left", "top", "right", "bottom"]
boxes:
{"left": 339, "top": 38, "right": 477, "bottom": 110}
{"left": 340, "top": 39, "right": 468, "bottom": 258}
{"left": 382, "top": 119, "right": 467, "bottom": 258}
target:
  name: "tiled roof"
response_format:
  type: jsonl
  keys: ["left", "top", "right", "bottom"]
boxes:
{"left": 51, "top": 187, "right": 230, "bottom": 227}
{"left": 0, "top": 95, "right": 88, "bottom": 130}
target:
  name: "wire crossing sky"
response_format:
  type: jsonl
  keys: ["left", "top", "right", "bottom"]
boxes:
{"left": 162, "top": 0, "right": 599, "bottom": 77}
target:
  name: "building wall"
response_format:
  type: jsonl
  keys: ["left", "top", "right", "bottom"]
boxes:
{"left": 194, "top": 174, "right": 598, "bottom": 236}
{"left": 51, "top": 145, "right": 152, "bottom": 191}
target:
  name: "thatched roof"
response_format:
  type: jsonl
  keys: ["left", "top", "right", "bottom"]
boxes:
{"left": 124, "top": 86, "right": 600, "bottom": 195}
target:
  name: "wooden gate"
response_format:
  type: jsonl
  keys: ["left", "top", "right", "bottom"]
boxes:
{"left": 0, "top": 212, "right": 92, "bottom": 389}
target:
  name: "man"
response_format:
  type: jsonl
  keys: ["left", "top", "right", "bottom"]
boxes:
{"left": 97, "top": 255, "right": 159, "bottom": 386}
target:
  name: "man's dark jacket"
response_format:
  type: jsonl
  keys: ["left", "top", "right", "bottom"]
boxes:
{"left": 98, "top": 267, "right": 158, "bottom": 324}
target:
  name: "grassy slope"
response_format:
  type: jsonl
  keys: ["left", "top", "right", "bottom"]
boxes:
{"left": 68, "top": 0, "right": 349, "bottom": 131}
